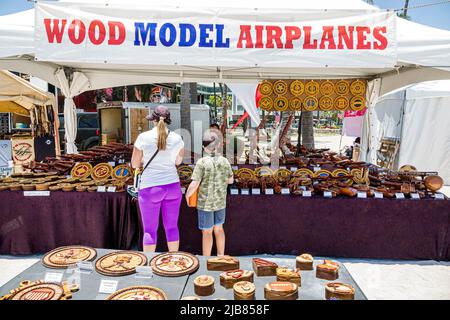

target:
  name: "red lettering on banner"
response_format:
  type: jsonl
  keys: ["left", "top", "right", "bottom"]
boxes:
{"left": 237, "top": 25, "right": 254, "bottom": 48}
{"left": 43, "top": 19, "right": 67, "bottom": 43}
{"left": 68, "top": 19, "right": 86, "bottom": 44}
{"left": 266, "top": 26, "right": 283, "bottom": 48}
{"left": 337, "top": 26, "right": 354, "bottom": 49}
{"left": 320, "top": 26, "right": 336, "bottom": 49}
{"left": 303, "top": 26, "right": 318, "bottom": 49}
{"left": 373, "top": 26, "right": 388, "bottom": 50}
{"left": 255, "top": 25, "right": 264, "bottom": 48}
{"left": 356, "top": 26, "right": 371, "bottom": 49}
{"left": 88, "top": 20, "right": 106, "bottom": 45}
{"left": 108, "top": 21, "right": 126, "bottom": 45}
{"left": 285, "top": 26, "right": 301, "bottom": 49}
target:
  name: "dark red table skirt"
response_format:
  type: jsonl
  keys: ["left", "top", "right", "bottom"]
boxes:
{"left": 148, "top": 195, "right": 450, "bottom": 261}
{"left": 0, "top": 191, "right": 139, "bottom": 255}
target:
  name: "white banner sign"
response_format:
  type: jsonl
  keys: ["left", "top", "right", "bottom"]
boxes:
{"left": 35, "top": 2, "right": 397, "bottom": 68}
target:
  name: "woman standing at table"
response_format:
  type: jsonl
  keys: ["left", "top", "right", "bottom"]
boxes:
{"left": 131, "top": 105, "right": 184, "bottom": 252}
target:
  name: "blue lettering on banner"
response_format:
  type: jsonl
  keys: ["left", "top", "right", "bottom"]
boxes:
{"left": 215, "top": 24, "right": 230, "bottom": 48}
{"left": 134, "top": 22, "right": 157, "bottom": 46}
{"left": 199, "top": 24, "right": 214, "bottom": 47}
{"left": 133, "top": 23, "right": 230, "bottom": 48}
{"left": 179, "top": 23, "right": 196, "bottom": 47}
{"left": 159, "top": 23, "right": 177, "bottom": 47}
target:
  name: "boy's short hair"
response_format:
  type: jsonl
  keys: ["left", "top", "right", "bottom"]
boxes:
{"left": 202, "top": 130, "right": 220, "bottom": 150}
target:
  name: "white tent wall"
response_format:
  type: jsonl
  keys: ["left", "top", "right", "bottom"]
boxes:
{"left": 361, "top": 81, "right": 450, "bottom": 184}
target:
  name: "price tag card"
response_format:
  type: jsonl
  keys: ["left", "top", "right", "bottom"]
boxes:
{"left": 108, "top": 161, "right": 116, "bottom": 167}
{"left": 44, "top": 272, "right": 63, "bottom": 283}
{"left": 251, "top": 188, "right": 261, "bottom": 195}
{"left": 188, "top": 164, "right": 195, "bottom": 168}
{"left": 281, "top": 188, "right": 290, "bottom": 195}
{"left": 395, "top": 193, "right": 405, "bottom": 199}
{"left": 24, "top": 191, "right": 50, "bottom": 197}
{"left": 230, "top": 189, "right": 239, "bottom": 195}
{"left": 118, "top": 159, "right": 125, "bottom": 164}
{"left": 98, "top": 280, "right": 118, "bottom": 294}
{"left": 76, "top": 261, "right": 94, "bottom": 274}
{"left": 107, "top": 186, "right": 116, "bottom": 193}
{"left": 303, "top": 190, "right": 312, "bottom": 197}
{"left": 374, "top": 192, "right": 384, "bottom": 199}
{"left": 241, "top": 189, "right": 250, "bottom": 195}
{"left": 181, "top": 188, "right": 186, "bottom": 194}
{"left": 97, "top": 186, "right": 106, "bottom": 192}
{"left": 290, "top": 167, "right": 297, "bottom": 172}
{"left": 280, "top": 166, "right": 287, "bottom": 170}
{"left": 232, "top": 166, "right": 238, "bottom": 170}
{"left": 410, "top": 193, "right": 420, "bottom": 200}
{"left": 323, "top": 191, "right": 333, "bottom": 198}
{"left": 66, "top": 175, "right": 72, "bottom": 179}
{"left": 265, "top": 188, "right": 274, "bottom": 195}
{"left": 135, "top": 266, "right": 153, "bottom": 279}
{"left": 357, "top": 192, "right": 367, "bottom": 199}
{"left": 435, "top": 193, "right": 445, "bottom": 200}
{"left": 299, "top": 186, "right": 307, "bottom": 191}
{"left": 314, "top": 166, "right": 321, "bottom": 172}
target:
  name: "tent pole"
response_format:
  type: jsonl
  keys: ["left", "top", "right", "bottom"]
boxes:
{"left": 295, "top": 111, "right": 302, "bottom": 157}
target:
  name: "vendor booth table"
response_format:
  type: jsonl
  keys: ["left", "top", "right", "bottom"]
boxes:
{"left": 0, "top": 248, "right": 367, "bottom": 300}
{"left": 0, "top": 191, "right": 139, "bottom": 255}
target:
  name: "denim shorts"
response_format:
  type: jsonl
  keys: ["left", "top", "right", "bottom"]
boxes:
{"left": 198, "top": 208, "right": 226, "bottom": 230}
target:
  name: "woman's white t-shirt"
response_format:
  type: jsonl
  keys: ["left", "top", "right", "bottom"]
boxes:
{"left": 134, "top": 128, "right": 184, "bottom": 190}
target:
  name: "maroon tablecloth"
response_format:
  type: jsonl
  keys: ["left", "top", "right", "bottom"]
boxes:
{"left": 146, "top": 195, "right": 450, "bottom": 261}
{"left": 0, "top": 191, "right": 139, "bottom": 255}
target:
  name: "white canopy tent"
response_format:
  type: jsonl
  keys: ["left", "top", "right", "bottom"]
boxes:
{"left": 0, "top": 0, "right": 449, "bottom": 153}
{"left": 360, "top": 80, "right": 450, "bottom": 184}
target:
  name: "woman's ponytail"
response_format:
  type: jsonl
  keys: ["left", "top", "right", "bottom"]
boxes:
{"left": 157, "top": 117, "right": 168, "bottom": 150}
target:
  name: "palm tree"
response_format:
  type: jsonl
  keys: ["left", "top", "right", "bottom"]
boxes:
{"left": 180, "top": 82, "right": 192, "bottom": 159}
{"left": 301, "top": 111, "right": 314, "bottom": 149}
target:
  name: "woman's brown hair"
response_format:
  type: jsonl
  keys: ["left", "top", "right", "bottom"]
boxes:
{"left": 157, "top": 117, "right": 168, "bottom": 150}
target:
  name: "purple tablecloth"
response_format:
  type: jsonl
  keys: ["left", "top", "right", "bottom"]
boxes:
{"left": 146, "top": 195, "right": 450, "bottom": 261}
{"left": 0, "top": 191, "right": 139, "bottom": 255}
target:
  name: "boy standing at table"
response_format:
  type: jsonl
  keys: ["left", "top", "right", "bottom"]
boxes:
{"left": 185, "top": 131, "right": 234, "bottom": 256}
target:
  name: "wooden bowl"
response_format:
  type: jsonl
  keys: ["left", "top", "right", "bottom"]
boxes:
{"left": 49, "top": 185, "right": 62, "bottom": 191}
{"left": 9, "top": 184, "right": 22, "bottom": 191}
{"left": 76, "top": 185, "right": 87, "bottom": 192}
{"left": 87, "top": 186, "right": 97, "bottom": 192}
{"left": 35, "top": 183, "right": 50, "bottom": 191}
{"left": 22, "top": 185, "right": 35, "bottom": 191}
{"left": 424, "top": 175, "right": 444, "bottom": 192}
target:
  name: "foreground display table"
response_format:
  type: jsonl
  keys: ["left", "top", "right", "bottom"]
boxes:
{"left": 0, "top": 191, "right": 139, "bottom": 255}
{"left": 149, "top": 195, "right": 450, "bottom": 261}
{"left": 0, "top": 248, "right": 366, "bottom": 300}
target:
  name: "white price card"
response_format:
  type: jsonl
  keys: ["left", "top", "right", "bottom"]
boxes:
{"left": 314, "top": 166, "right": 321, "bottom": 172}
{"left": 97, "top": 186, "right": 106, "bottom": 192}
{"left": 241, "top": 189, "right": 250, "bottom": 195}
{"left": 395, "top": 193, "right": 405, "bottom": 199}
{"left": 410, "top": 193, "right": 420, "bottom": 200}
{"left": 107, "top": 186, "right": 116, "bottom": 193}
{"left": 435, "top": 193, "right": 445, "bottom": 200}
{"left": 303, "top": 190, "right": 312, "bottom": 197}
{"left": 188, "top": 164, "right": 195, "bottom": 168}
{"left": 280, "top": 166, "right": 287, "bottom": 170}
{"left": 281, "top": 188, "right": 290, "bottom": 195}
{"left": 251, "top": 188, "right": 261, "bottom": 195}
{"left": 299, "top": 186, "right": 307, "bottom": 191}
{"left": 135, "top": 266, "right": 153, "bottom": 278}
{"left": 290, "top": 167, "right": 297, "bottom": 172}
{"left": 230, "top": 189, "right": 239, "bottom": 195}
{"left": 181, "top": 188, "right": 186, "bottom": 194}
{"left": 76, "top": 261, "right": 94, "bottom": 273}
{"left": 323, "top": 191, "right": 333, "bottom": 198}
{"left": 265, "top": 188, "right": 274, "bottom": 195}
{"left": 24, "top": 191, "right": 50, "bottom": 197}
{"left": 232, "top": 166, "right": 238, "bottom": 170}
{"left": 374, "top": 192, "right": 384, "bottom": 199}
{"left": 118, "top": 159, "right": 125, "bottom": 164}
{"left": 357, "top": 192, "right": 367, "bottom": 199}
{"left": 45, "top": 272, "right": 63, "bottom": 283}
{"left": 108, "top": 161, "right": 116, "bottom": 167}
{"left": 99, "top": 280, "right": 118, "bottom": 294}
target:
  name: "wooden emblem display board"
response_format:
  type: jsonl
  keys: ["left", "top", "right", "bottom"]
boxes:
{"left": 106, "top": 286, "right": 167, "bottom": 300}
{"left": 258, "top": 79, "right": 367, "bottom": 112}
{"left": 95, "top": 251, "right": 147, "bottom": 276}
{"left": 42, "top": 245, "right": 97, "bottom": 269}
{"left": 150, "top": 252, "right": 200, "bottom": 277}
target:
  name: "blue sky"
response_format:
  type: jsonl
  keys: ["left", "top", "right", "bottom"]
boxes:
{"left": 0, "top": 0, "right": 449, "bottom": 30}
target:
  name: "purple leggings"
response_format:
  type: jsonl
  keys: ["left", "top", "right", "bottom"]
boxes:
{"left": 138, "top": 182, "right": 182, "bottom": 246}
